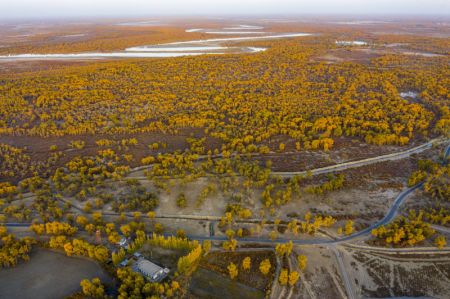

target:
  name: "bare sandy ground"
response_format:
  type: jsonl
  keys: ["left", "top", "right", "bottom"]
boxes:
{"left": 340, "top": 247, "right": 450, "bottom": 298}
{"left": 293, "top": 245, "right": 347, "bottom": 299}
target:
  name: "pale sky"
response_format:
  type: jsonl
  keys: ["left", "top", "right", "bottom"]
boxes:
{"left": 1, "top": 0, "right": 449, "bottom": 19}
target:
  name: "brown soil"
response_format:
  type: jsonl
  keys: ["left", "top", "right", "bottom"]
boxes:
{"left": 200, "top": 250, "right": 276, "bottom": 292}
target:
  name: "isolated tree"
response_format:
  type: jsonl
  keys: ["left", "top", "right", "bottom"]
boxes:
{"left": 147, "top": 211, "right": 156, "bottom": 221}
{"left": 202, "top": 240, "right": 211, "bottom": 255}
{"left": 226, "top": 229, "right": 235, "bottom": 240}
{"left": 269, "top": 230, "right": 278, "bottom": 241}
{"left": 176, "top": 193, "right": 187, "bottom": 208}
{"left": 279, "top": 269, "right": 289, "bottom": 285}
{"left": 435, "top": 235, "right": 446, "bottom": 249}
{"left": 297, "top": 254, "right": 307, "bottom": 271}
{"left": 120, "top": 224, "right": 132, "bottom": 237}
{"left": 242, "top": 256, "right": 251, "bottom": 271}
{"left": 152, "top": 222, "right": 163, "bottom": 234}
{"left": 288, "top": 271, "right": 300, "bottom": 286}
{"left": 344, "top": 220, "right": 354, "bottom": 235}
{"left": 228, "top": 262, "right": 238, "bottom": 279}
{"left": 259, "top": 259, "right": 271, "bottom": 275}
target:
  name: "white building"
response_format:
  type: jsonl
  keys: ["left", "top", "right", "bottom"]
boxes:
{"left": 133, "top": 258, "right": 170, "bottom": 282}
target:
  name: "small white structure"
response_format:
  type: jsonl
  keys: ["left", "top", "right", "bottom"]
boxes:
{"left": 133, "top": 258, "right": 170, "bottom": 282}
{"left": 118, "top": 237, "right": 128, "bottom": 248}
{"left": 335, "top": 40, "right": 368, "bottom": 46}
{"left": 119, "top": 259, "right": 129, "bottom": 267}
{"left": 400, "top": 91, "right": 419, "bottom": 99}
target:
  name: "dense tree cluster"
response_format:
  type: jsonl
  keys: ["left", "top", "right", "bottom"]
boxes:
{"left": 52, "top": 151, "right": 129, "bottom": 200}
{"left": 1, "top": 35, "right": 445, "bottom": 152}
{"left": 0, "top": 143, "right": 62, "bottom": 181}
{"left": 112, "top": 183, "right": 159, "bottom": 213}
{"left": 1, "top": 202, "right": 32, "bottom": 222}
{"left": 304, "top": 174, "right": 345, "bottom": 195}
{"left": 408, "top": 159, "right": 450, "bottom": 201}
{"left": 116, "top": 267, "right": 181, "bottom": 299}
{"left": 422, "top": 207, "right": 450, "bottom": 226}
{"left": 147, "top": 233, "right": 200, "bottom": 251}
{"left": 0, "top": 227, "right": 36, "bottom": 268}
{"left": 0, "top": 182, "right": 17, "bottom": 199}
{"left": 30, "top": 221, "right": 78, "bottom": 236}
{"left": 286, "top": 212, "right": 336, "bottom": 235}
{"left": 423, "top": 164, "right": 450, "bottom": 201}
{"left": 48, "top": 235, "right": 110, "bottom": 262}
{"left": 275, "top": 241, "right": 293, "bottom": 257}
{"left": 80, "top": 278, "right": 107, "bottom": 299}
{"left": 25, "top": 178, "right": 64, "bottom": 222}
{"left": 177, "top": 244, "right": 203, "bottom": 275}
{"left": 371, "top": 211, "right": 439, "bottom": 247}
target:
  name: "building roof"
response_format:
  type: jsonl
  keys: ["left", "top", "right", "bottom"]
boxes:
{"left": 119, "top": 259, "right": 129, "bottom": 267}
{"left": 133, "top": 258, "right": 170, "bottom": 282}
{"left": 135, "top": 259, "right": 163, "bottom": 277}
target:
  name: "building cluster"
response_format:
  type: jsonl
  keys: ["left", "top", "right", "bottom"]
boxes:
{"left": 117, "top": 237, "right": 170, "bottom": 282}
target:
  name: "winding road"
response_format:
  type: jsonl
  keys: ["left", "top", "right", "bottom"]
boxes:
{"left": 3, "top": 179, "right": 446, "bottom": 246}
{"left": 4, "top": 139, "right": 449, "bottom": 247}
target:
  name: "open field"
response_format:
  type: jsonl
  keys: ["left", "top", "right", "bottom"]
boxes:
{"left": 200, "top": 250, "right": 276, "bottom": 291}
{"left": 188, "top": 267, "right": 265, "bottom": 299}
{"left": 0, "top": 249, "right": 112, "bottom": 299}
